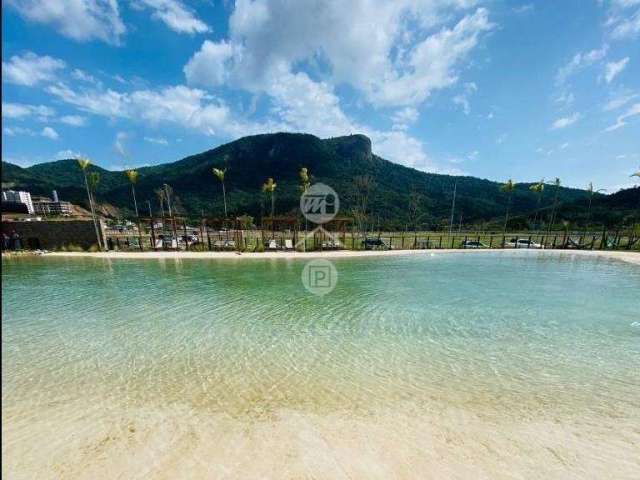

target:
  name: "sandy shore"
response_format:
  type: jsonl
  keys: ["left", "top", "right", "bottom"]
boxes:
{"left": 45, "top": 248, "right": 640, "bottom": 266}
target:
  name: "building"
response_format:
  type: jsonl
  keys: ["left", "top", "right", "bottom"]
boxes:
{"left": 1, "top": 190, "right": 34, "bottom": 214}
{"left": 33, "top": 196, "right": 73, "bottom": 216}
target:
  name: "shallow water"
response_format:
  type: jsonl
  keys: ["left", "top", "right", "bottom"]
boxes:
{"left": 2, "top": 252, "right": 640, "bottom": 479}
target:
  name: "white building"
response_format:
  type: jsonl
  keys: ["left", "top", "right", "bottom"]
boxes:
{"left": 2, "top": 190, "right": 34, "bottom": 214}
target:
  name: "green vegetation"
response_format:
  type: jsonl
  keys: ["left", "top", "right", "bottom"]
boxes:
{"left": 2, "top": 133, "right": 639, "bottom": 230}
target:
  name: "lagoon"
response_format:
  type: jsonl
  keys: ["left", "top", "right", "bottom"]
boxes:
{"left": 2, "top": 252, "right": 640, "bottom": 479}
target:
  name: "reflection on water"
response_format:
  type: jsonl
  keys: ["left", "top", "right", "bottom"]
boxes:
{"left": 2, "top": 252, "right": 640, "bottom": 479}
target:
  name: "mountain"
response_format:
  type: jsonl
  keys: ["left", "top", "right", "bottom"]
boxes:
{"left": 2, "top": 132, "right": 639, "bottom": 229}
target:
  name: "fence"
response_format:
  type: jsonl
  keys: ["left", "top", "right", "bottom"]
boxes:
{"left": 102, "top": 218, "right": 640, "bottom": 253}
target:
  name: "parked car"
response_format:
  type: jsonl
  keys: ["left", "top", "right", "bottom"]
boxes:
{"left": 461, "top": 240, "right": 488, "bottom": 249}
{"left": 362, "top": 238, "right": 391, "bottom": 250}
{"left": 505, "top": 238, "right": 543, "bottom": 249}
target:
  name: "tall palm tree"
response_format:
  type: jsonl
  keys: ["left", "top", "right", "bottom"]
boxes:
{"left": 548, "top": 177, "right": 561, "bottom": 233}
{"left": 77, "top": 158, "right": 102, "bottom": 250}
{"left": 299, "top": 167, "right": 311, "bottom": 251}
{"left": 212, "top": 167, "right": 228, "bottom": 218}
{"left": 125, "top": 169, "right": 139, "bottom": 218}
{"left": 500, "top": 179, "right": 516, "bottom": 232}
{"left": 262, "top": 177, "right": 277, "bottom": 217}
{"left": 585, "top": 182, "right": 606, "bottom": 229}
{"left": 529, "top": 178, "right": 544, "bottom": 231}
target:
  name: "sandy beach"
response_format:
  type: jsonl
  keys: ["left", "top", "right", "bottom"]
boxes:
{"left": 43, "top": 247, "right": 640, "bottom": 266}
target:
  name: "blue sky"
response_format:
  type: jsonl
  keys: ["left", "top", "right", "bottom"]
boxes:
{"left": 2, "top": 0, "right": 639, "bottom": 191}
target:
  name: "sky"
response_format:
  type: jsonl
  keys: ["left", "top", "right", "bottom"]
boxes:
{"left": 2, "top": 0, "right": 639, "bottom": 191}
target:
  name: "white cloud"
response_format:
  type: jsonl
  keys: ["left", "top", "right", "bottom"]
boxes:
{"left": 55, "top": 149, "right": 83, "bottom": 159}
{"left": 2, "top": 102, "right": 55, "bottom": 119}
{"left": 6, "top": 0, "right": 126, "bottom": 44}
{"left": 391, "top": 107, "right": 419, "bottom": 130}
{"left": 551, "top": 112, "right": 581, "bottom": 129}
{"left": 185, "top": 2, "right": 493, "bottom": 108}
{"left": 144, "top": 136, "right": 169, "bottom": 145}
{"left": 555, "top": 91, "right": 575, "bottom": 107}
{"left": 513, "top": 4, "right": 534, "bottom": 14}
{"left": 556, "top": 45, "right": 608, "bottom": 84}
{"left": 184, "top": 40, "right": 234, "bottom": 86}
{"left": 41, "top": 126, "right": 59, "bottom": 139}
{"left": 114, "top": 131, "right": 128, "bottom": 157}
{"left": 2, "top": 51, "right": 65, "bottom": 86}
{"left": 71, "top": 68, "right": 100, "bottom": 85}
{"left": 610, "top": 9, "right": 640, "bottom": 39}
{"left": 605, "top": 102, "right": 640, "bottom": 131}
{"left": 60, "top": 115, "right": 88, "bottom": 126}
{"left": 604, "top": 57, "right": 629, "bottom": 83}
{"left": 3, "top": 126, "right": 36, "bottom": 136}
{"left": 603, "top": 91, "right": 638, "bottom": 111}
{"left": 134, "top": 0, "right": 210, "bottom": 34}
{"left": 46, "top": 81, "right": 271, "bottom": 143}
{"left": 452, "top": 82, "right": 477, "bottom": 114}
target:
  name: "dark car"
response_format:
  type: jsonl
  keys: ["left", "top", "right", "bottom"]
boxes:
{"left": 362, "top": 238, "right": 390, "bottom": 250}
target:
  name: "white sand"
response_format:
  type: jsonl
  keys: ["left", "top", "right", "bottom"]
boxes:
{"left": 47, "top": 248, "right": 640, "bottom": 266}
{"left": 4, "top": 401, "right": 639, "bottom": 480}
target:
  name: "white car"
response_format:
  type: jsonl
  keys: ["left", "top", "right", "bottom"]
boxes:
{"left": 505, "top": 238, "right": 543, "bottom": 249}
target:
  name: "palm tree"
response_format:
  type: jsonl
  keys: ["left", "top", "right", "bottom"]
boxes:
{"left": 500, "top": 179, "right": 516, "bottom": 232}
{"left": 262, "top": 177, "right": 277, "bottom": 217}
{"left": 212, "top": 167, "right": 228, "bottom": 218}
{"left": 299, "top": 167, "right": 311, "bottom": 251}
{"left": 77, "top": 158, "right": 102, "bottom": 250}
{"left": 585, "top": 182, "right": 606, "bottom": 229}
{"left": 125, "top": 169, "right": 139, "bottom": 218}
{"left": 547, "top": 177, "right": 561, "bottom": 233}
{"left": 529, "top": 178, "right": 544, "bottom": 231}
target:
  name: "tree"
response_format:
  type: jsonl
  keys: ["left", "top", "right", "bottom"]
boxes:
{"left": 299, "top": 167, "right": 311, "bottom": 250}
{"left": 125, "top": 169, "right": 139, "bottom": 218}
{"left": 212, "top": 167, "right": 229, "bottom": 218}
{"left": 352, "top": 174, "right": 375, "bottom": 238}
{"left": 262, "top": 177, "right": 277, "bottom": 217}
{"left": 500, "top": 179, "right": 516, "bottom": 232}
{"left": 299, "top": 167, "right": 311, "bottom": 193}
{"left": 154, "top": 188, "right": 166, "bottom": 218}
{"left": 77, "top": 158, "right": 102, "bottom": 250}
{"left": 585, "top": 182, "right": 606, "bottom": 229}
{"left": 529, "top": 178, "right": 544, "bottom": 231}
{"left": 408, "top": 188, "right": 424, "bottom": 231}
{"left": 548, "top": 177, "right": 561, "bottom": 233}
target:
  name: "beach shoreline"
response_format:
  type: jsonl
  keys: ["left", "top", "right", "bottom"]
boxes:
{"left": 38, "top": 248, "right": 640, "bottom": 265}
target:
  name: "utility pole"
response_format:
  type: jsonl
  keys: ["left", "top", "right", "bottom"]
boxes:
{"left": 147, "top": 200, "right": 152, "bottom": 218}
{"left": 449, "top": 179, "right": 457, "bottom": 235}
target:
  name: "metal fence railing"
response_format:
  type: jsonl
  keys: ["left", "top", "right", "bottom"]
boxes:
{"left": 103, "top": 226, "right": 640, "bottom": 253}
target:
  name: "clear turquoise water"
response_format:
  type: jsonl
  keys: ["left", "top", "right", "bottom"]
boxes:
{"left": 2, "top": 252, "right": 640, "bottom": 477}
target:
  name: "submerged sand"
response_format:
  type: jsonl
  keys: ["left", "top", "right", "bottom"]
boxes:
{"left": 46, "top": 248, "right": 640, "bottom": 266}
